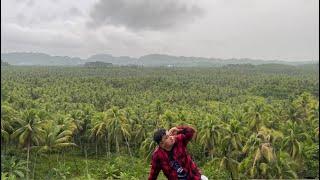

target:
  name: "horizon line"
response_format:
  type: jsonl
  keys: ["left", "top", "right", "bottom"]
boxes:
{"left": 1, "top": 51, "right": 319, "bottom": 63}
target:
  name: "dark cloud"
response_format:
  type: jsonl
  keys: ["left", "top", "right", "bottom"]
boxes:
{"left": 88, "top": 0, "right": 203, "bottom": 30}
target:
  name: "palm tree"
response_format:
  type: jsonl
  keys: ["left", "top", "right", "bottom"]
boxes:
{"left": 245, "top": 99, "right": 270, "bottom": 133}
{"left": 240, "top": 141, "right": 276, "bottom": 179}
{"left": 272, "top": 151, "right": 298, "bottom": 179}
{"left": 32, "top": 120, "right": 76, "bottom": 173}
{"left": 250, "top": 143, "right": 275, "bottom": 177}
{"left": 218, "top": 155, "right": 239, "bottom": 179}
{"left": 106, "top": 107, "right": 131, "bottom": 155}
{"left": 231, "top": 109, "right": 246, "bottom": 123}
{"left": 240, "top": 126, "right": 282, "bottom": 179}
{"left": 224, "top": 120, "right": 243, "bottom": 151}
{"left": 243, "top": 148, "right": 297, "bottom": 179}
{"left": 197, "top": 115, "right": 223, "bottom": 159}
{"left": 256, "top": 126, "right": 283, "bottom": 148}
{"left": 282, "top": 121, "right": 309, "bottom": 160}
{"left": 294, "top": 92, "right": 312, "bottom": 120}
{"left": 140, "top": 132, "right": 157, "bottom": 160}
{"left": 154, "top": 100, "right": 163, "bottom": 127}
{"left": 67, "top": 110, "right": 85, "bottom": 141}
{"left": 216, "top": 134, "right": 240, "bottom": 179}
{"left": 159, "top": 110, "right": 176, "bottom": 129}
{"left": 131, "top": 116, "right": 149, "bottom": 150}
{"left": 35, "top": 120, "right": 77, "bottom": 154}
{"left": 1, "top": 103, "right": 17, "bottom": 151}
{"left": 218, "top": 106, "right": 232, "bottom": 123}
{"left": 10, "top": 109, "right": 44, "bottom": 180}
{"left": 176, "top": 110, "right": 189, "bottom": 125}
{"left": 248, "top": 111, "right": 263, "bottom": 133}
{"left": 90, "top": 112, "right": 109, "bottom": 155}
{"left": 286, "top": 104, "right": 303, "bottom": 123}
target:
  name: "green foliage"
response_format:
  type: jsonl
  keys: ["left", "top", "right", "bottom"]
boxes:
{"left": 50, "top": 163, "right": 71, "bottom": 180}
{"left": 201, "top": 160, "right": 230, "bottom": 179}
{"left": 1, "top": 65, "right": 319, "bottom": 179}
{"left": 1, "top": 156, "right": 29, "bottom": 179}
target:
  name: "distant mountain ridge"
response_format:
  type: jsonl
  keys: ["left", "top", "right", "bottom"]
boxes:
{"left": 1, "top": 52, "right": 85, "bottom": 66}
{"left": 1, "top": 52, "right": 318, "bottom": 67}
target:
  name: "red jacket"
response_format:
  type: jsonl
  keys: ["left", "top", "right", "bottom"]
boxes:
{"left": 148, "top": 126, "right": 201, "bottom": 180}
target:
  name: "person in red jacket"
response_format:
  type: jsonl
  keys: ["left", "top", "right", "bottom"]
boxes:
{"left": 148, "top": 125, "right": 208, "bottom": 180}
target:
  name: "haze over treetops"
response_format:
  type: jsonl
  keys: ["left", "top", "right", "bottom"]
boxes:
{"left": 1, "top": 52, "right": 318, "bottom": 66}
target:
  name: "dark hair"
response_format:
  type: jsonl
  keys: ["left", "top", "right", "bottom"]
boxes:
{"left": 153, "top": 128, "right": 167, "bottom": 145}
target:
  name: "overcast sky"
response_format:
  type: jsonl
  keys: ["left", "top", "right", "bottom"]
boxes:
{"left": 1, "top": 0, "right": 319, "bottom": 61}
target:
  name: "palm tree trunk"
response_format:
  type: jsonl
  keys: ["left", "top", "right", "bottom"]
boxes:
{"left": 108, "top": 138, "right": 111, "bottom": 157}
{"left": 116, "top": 136, "right": 120, "bottom": 154}
{"left": 32, "top": 152, "right": 38, "bottom": 179}
{"left": 79, "top": 135, "right": 83, "bottom": 154}
{"left": 104, "top": 136, "right": 109, "bottom": 156}
{"left": 57, "top": 151, "right": 59, "bottom": 163}
{"left": 95, "top": 140, "right": 98, "bottom": 157}
{"left": 62, "top": 150, "right": 65, "bottom": 165}
{"left": 124, "top": 137, "right": 132, "bottom": 156}
{"left": 27, "top": 141, "right": 30, "bottom": 180}
{"left": 85, "top": 148, "right": 89, "bottom": 176}
{"left": 4, "top": 142, "right": 7, "bottom": 156}
{"left": 48, "top": 151, "right": 51, "bottom": 169}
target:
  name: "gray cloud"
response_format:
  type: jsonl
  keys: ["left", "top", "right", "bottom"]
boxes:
{"left": 88, "top": 0, "right": 203, "bottom": 30}
{"left": 1, "top": 0, "right": 318, "bottom": 61}
{"left": 68, "top": 7, "right": 83, "bottom": 17}
{"left": 27, "top": 0, "right": 34, "bottom": 7}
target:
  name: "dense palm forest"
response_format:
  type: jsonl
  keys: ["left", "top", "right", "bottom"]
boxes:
{"left": 1, "top": 64, "right": 319, "bottom": 179}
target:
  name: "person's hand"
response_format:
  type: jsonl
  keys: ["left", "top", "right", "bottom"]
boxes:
{"left": 168, "top": 127, "right": 181, "bottom": 135}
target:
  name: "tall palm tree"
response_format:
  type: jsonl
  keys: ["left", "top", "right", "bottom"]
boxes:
{"left": 282, "top": 121, "right": 309, "bottom": 160}
{"left": 131, "top": 116, "right": 149, "bottom": 150}
{"left": 245, "top": 99, "right": 270, "bottom": 133}
{"left": 216, "top": 134, "right": 240, "bottom": 179}
{"left": 35, "top": 120, "right": 77, "bottom": 154}
{"left": 250, "top": 143, "right": 275, "bottom": 177}
{"left": 271, "top": 151, "right": 298, "bottom": 179}
{"left": 65, "top": 110, "right": 85, "bottom": 152}
{"left": 140, "top": 132, "right": 157, "bottom": 160}
{"left": 106, "top": 107, "right": 131, "bottom": 155}
{"left": 197, "top": 115, "right": 223, "bottom": 159}
{"left": 90, "top": 112, "right": 109, "bottom": 155}
{"left": 67, "top": 110, "right": 85, "bottom": 138}
{"left": 240, "top": 126, "right": 281, "bottom": 179}
{"left": 11, "top": 109, "right": 44, "bottom": 180}
{"left": 225, "top": 120, "right": 243, "bottom": 151}
{"left": 32, "top": 120, "right": 77, "bottom": 172}
{"left": 256, "top": 126, "right": 283, "bottom": 149}
{"left": 240, "top": 138, "right": 276, "bottom": 178}
{"left": 1, "top": 103, "right": 17, "bottom": 149}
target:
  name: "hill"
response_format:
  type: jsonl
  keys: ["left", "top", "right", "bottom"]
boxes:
{"left": 1, "top": 52, "right": 318, "bottom": 67}
{"left": 1, "top": 52, "right": 84, "bottom": 66}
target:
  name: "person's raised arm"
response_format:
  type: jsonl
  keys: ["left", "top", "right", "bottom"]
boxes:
{"left": 171, "top": 125, "right": 196, "bottom": 145}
